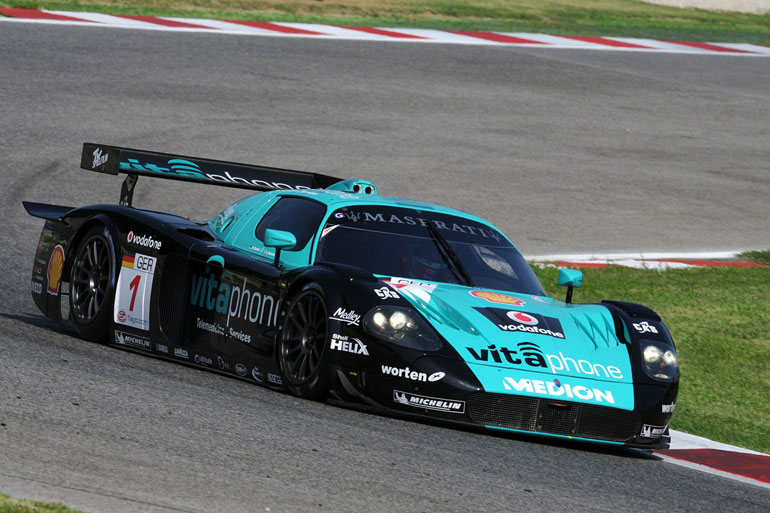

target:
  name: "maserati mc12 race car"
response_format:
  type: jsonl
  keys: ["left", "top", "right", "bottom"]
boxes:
{"left": 25, "top": 143, "right": 679, "bottom": 448}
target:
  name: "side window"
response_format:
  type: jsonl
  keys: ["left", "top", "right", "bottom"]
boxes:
{"left": 254, "top": 197, "right": 327, "bottom": 252}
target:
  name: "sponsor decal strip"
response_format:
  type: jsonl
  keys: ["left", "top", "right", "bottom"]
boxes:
{"left": 381, "top": 365, "right": 444, "bottom": 383}
{"left": 2, "top": 9, "right": 769, "bottom": 57}
{"left": 393, "top": 390, "right": 465, "bottom": 413}
{"left": 502, "top": 376, "right": 616, "bottom": 404}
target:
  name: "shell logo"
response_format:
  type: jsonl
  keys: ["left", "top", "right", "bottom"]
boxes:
{"left": 469, "top": 290, "right": 525, "bottom": 306}
{"left": 47, "top": 245, "right": 65, "bottom": 295}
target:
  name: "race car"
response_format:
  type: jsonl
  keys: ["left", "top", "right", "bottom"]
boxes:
{"left": 25, "top": 143, "right": 679, "bottom": 448}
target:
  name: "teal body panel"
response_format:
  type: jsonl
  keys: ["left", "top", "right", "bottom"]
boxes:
{"left": 376, "top": 279, "right": 635, "bottom": 411}
{"left": 209, "top": 190, "right": 509, "bottom": 269}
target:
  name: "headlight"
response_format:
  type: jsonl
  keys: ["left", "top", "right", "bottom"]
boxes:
{"left": 640, "top": 340, "right": 679, "bottom": 381}
{"left": 364, "top": 306, "right": 442, "bottom": 351}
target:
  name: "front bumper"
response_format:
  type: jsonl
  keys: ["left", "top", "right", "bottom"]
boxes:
{"left": 331, "top": 361, "right": 674, "bottom": 449}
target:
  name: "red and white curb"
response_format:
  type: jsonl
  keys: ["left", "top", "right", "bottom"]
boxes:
{"left": 659, "top": 430, "right": 770, "bottom": 487}
{"left": 2, "top": 8, "right": 770, "bottom": 57}
{"left": 527, "top": 251, "right": 770, "bottom": 270}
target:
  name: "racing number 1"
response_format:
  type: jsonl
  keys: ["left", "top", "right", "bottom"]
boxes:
{"left": 129, "top": 274, "right": 141, "bottom": 311}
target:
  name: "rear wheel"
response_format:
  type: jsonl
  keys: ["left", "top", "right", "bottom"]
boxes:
{"left": 278, "top": 284, "right": 329, "bottom": 399}
{"left": 69, "top": 225, "right": 118, "bottom": 342}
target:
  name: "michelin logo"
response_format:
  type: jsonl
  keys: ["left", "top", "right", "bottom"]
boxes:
{"left": 393, "top": 391, "right": 465, "bottom": 413}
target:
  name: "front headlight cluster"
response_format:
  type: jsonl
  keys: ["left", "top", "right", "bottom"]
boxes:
{"left": 641, "top": 340, "right": 679, "bottom": 381}
{"left": 364, "top": 306, "right": 442, "bottom": 351}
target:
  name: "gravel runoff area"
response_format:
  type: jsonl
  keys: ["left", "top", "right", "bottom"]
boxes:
{"left": 644, "top": 0, "right": 770, "bottom": 13}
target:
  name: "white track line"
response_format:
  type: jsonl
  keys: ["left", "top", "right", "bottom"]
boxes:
{"left": 669, "top": 430, "right": 767, "bottom": 456}
{"left": 525, "top": 251, "right": 742, "bottom": 261}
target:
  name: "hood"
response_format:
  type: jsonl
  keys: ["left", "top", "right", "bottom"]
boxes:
{"left": 381, "top": 277, "right": 635, "bottom": 411}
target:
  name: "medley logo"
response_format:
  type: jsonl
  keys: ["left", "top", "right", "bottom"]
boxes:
{"left": 502, "top": 377, "right": 615, "bottom": 404}
{"left": 190, "top": 270, "right": 278, "bottom": 329}
{"left": 466, "top": 342, "right": 624, "bottom": 380}
{"left": 120, "top": 158, "right": 309, "bottom": 190}
{"left": 475, "top": 308, "right": 564, "bottom": 339}
{"left": 329, "top": 308, "right": 361, "bottom": 326}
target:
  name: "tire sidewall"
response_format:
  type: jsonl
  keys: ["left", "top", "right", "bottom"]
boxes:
{"left": 278, "top": 283, "right": 330, "bottom": 399}
{"left": 69, "top": 224, "right": 119, "bottom": 342}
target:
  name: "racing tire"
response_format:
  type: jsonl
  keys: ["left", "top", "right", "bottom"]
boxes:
{"left": 278, "top": 283, "right": 330, "bottom": 400}
{"left": 69, "top": 224, "right": 119, "bottom": 342}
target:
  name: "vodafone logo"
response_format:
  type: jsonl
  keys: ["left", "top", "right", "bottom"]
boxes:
{"left": 127, "top": 231, "right": 162, "bottom": 250}
{"left": 118, "top": 310, "right": 127, "bottom": 322}
{"left": 506, "top": 311, "right": 539, "bottom": 325}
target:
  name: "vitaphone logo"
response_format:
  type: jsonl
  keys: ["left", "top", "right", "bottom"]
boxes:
{"left": 190, "top": 269, "right": 278, "bottom": 328}
{"left": 466, "top": 342, "right": 624, "bottom": 380}
{"left": 120, "top": 158, "right": 309, "bottom": 190}
{"left": 476, "top": 308, "right": 564, "bottom": 339}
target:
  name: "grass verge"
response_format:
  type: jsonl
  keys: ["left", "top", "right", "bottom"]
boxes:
{"left": 740, "top": 249, "right": 770, "bottom": 265}
{"left": 2, "top": 0, "right": 770, "bottom": 43}
{"left": 0, "top": 494, "right": 85, "bottom": 513}
{"left": 532, "top": 264, "right": 770, "bottom": 454}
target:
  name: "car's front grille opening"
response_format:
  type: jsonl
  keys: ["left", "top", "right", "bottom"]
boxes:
{"left": 468, "top": 393, "right": 641, "bottom": 442}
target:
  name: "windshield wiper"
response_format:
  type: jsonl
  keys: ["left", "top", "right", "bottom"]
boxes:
{"left": 425, "top": 223, "right": 474, "bottom": 287}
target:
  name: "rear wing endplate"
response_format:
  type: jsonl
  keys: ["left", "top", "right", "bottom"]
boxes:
{"left": 81, "top": 143, "right": 346, "bottom": 206}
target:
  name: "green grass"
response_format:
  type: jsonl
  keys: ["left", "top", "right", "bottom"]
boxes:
{"left": 740, "top": 249, "right": 770, "bottom": 265}
{"left": 533, "top": 264, "right": 770, "bottom": 454}
{"left": 2, "top": 0, "right": 770, "bottom": 43}
{"left": 0, "top": 494, "right": 86, "bottom": 513}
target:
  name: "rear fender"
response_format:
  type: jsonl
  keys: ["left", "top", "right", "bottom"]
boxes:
{"left": 30, "top": 219, "right": 74, "bottom": 321}
{"left": 30, "top": 212, "right": 120, "bottom": 322}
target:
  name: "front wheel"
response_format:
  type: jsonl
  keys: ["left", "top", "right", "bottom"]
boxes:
{"left": 278, "top": 284, "right": 329, "bottom": 399}
{"left": 69, "top": 224, "right": 118, "bottom": 342}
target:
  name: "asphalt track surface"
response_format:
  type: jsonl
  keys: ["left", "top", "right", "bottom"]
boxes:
{"left": 1, "top": 22, "right": 769, "bottom": 513}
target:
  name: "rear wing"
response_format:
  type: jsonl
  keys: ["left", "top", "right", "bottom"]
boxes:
{"left": 81, "top": 143, "right": 351, "bottom": 206}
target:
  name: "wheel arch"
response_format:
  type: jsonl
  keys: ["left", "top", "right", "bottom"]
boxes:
{"left": 63, "top": 213, "right": 122, "bottom": 282}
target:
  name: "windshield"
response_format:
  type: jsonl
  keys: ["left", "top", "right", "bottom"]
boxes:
{"left": 315, "top": 206, "right": 546, "bottom": 296}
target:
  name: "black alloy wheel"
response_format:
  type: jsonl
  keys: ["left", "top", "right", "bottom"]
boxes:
{"left": 69, "top": 225, "right": 117, "bottom": 342}
{"left": 278, "top": 284, "right": 329, "bottom": 399}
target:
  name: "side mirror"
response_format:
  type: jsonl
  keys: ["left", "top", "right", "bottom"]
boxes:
{"left": 557, "top": 268, "right": 583, "bottom": 304}
{"left": 264, "top": 229, "right": 296, "bottom": 267}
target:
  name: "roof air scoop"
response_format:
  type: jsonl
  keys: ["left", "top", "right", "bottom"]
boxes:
{"left": 326, "top": 179, "right": 378, "bottom": 195}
